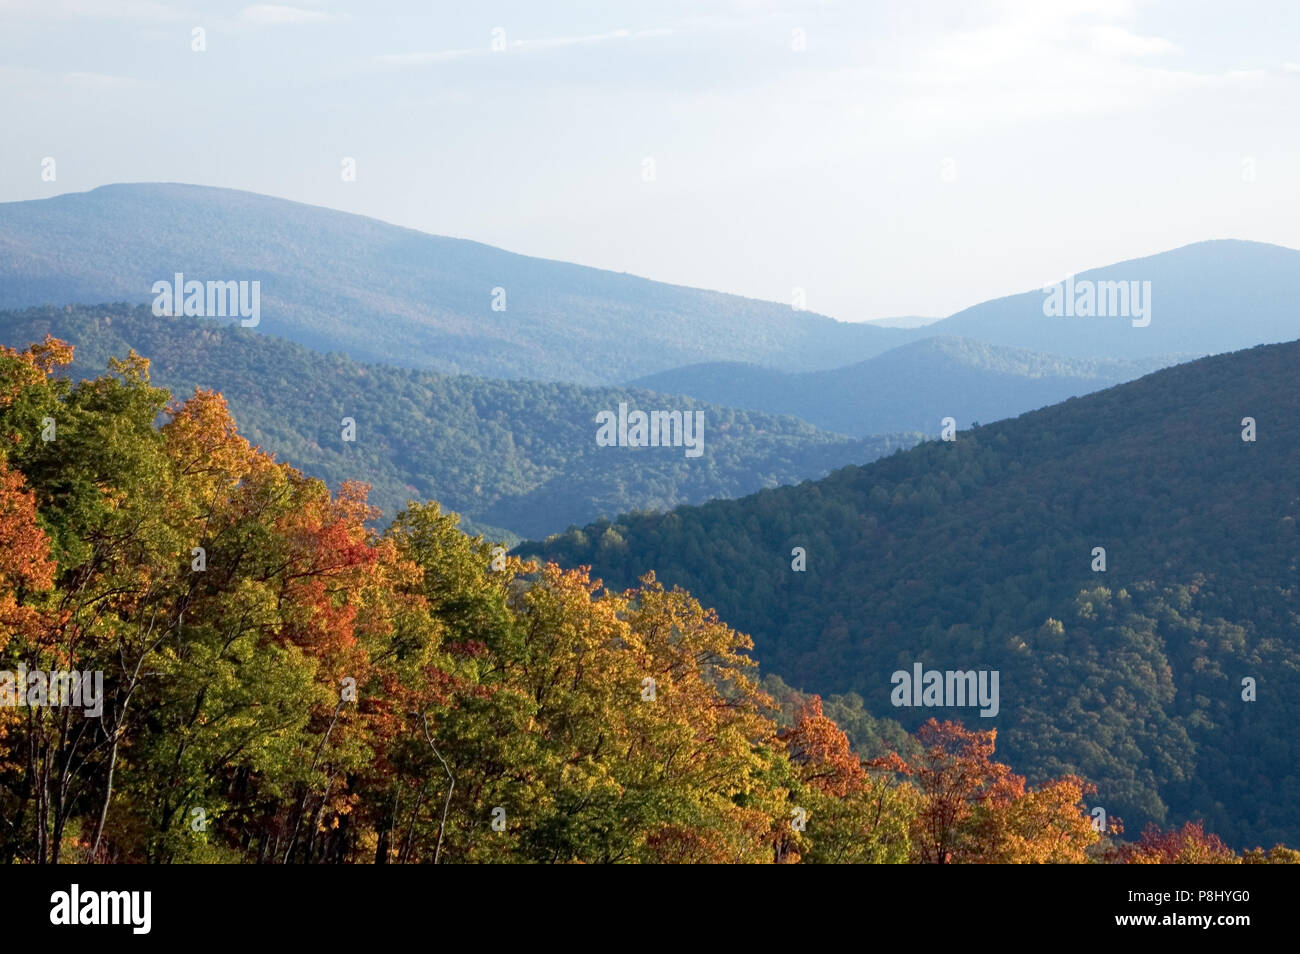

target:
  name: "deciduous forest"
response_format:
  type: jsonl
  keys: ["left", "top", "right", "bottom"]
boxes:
{"left": 1, "top": 337, "right": 1292, "bottom": 863}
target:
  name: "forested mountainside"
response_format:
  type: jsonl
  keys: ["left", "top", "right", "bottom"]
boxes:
{"left": 1, "top": 334, "right": 1289, "bottom": 864}
{"left": 0, "top": 305, "right": 919, "bottom": 541}
{"left": 0, "top": 183, "right": 905, "bottom": 383}
{"left": 525, "top": 339, "right": 1300, "bottom": 848}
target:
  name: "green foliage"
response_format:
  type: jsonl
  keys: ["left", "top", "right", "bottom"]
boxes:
{"left": 525, "top": 339, "right": 1300, "bottom": 848}
{"left": 0, "top": 305, "right": 921, "bottom": 542}
{"left": 0, "top": 334, "right": 1282, "bottom": 864}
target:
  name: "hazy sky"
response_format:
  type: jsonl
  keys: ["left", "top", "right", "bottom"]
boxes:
{"left": 3, "top": 0, "right": 1298, "bottom": 321}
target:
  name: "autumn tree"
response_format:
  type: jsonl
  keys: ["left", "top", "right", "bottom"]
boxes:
{"left": 872, "top": 719, "right": 1097, "bottom": 863}
{"left": 1243, "top": 844, "right": 1300, "bottom": 864}
{"left": 1116, "top": 821, "right": 1239, "bottom": 864}
{"left": 779, "top": 697, "right": 916, "bottom": 863}
{"left": 0, "top": 334, "right": 1270, "bottom": 867}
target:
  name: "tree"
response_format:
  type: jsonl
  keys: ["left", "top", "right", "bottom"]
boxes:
{"left": 1117, "top": 821, "right": 1239, "bottom": 864}
{"left": 781, "top": 698, "right": 917, "bottom": 863}
{"left": 872, "top": 719, "right": 1097, "bottom": 864}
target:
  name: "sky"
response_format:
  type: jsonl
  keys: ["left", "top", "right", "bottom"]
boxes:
{"left": 2, "top": 0, "right": 1298, "bottom": 322}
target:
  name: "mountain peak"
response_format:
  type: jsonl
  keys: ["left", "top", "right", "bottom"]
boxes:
{"left": 0, "top": 183, "right": 897, "bottom": 384}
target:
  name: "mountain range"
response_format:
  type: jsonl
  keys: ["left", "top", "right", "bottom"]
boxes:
{"left": 0, "top": 304, "right": 919, "bottom": 542}
{"left": 0, "top": 183, "right": 903, "bottom": 384}
{"left": 922, "top": 238, "right": 1300, "bottom": 360}
{"left": 628, "top": 337, "right": 1189, "bottom": 437}
{"left": 4, "top": 183, "right": 1299, "bottom": 849}
{"left": 523, "top": 338, "right": 1300, "bottom": 848}
{"left": 3, "top": 184, "right": 1298, "bottom": 385}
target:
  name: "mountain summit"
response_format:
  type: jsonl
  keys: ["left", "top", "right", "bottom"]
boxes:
{"left": 0, "top": 183, "right": 902, "bottom": 384}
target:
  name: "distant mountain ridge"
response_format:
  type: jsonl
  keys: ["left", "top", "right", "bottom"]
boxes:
{"left": 2, "top": 186, "right": 1297, "bottom": 385}
{"left": 862, "top": 315, "right": 941, "bottom": 329}
{"left": 0, "top": 183, "right": 907, "bottom": 384}
{"left": 0, "top": 304, "right": 921, "bottom": 541}
{"left": 629, "top": 337, "right": 1191, "bottom": 437}
{"left": 919, "top": 239, "right": 1300, "bottom": 359}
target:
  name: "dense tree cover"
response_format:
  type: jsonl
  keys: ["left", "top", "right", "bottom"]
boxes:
{"left": 0, "top": 183, "right": 906, "bottom": 384}
{"left": 5, "top": 336, "right": 1274, "bottom": 864}
{"left": 0, "top": 305, "right": 921, "bottom": 542}
{"left": 760, "top": 673, "right": 918, "bottom": 763}
{"left": 524, "top": 339, "right": 1300, "bottom": 849}
{"left": 628, "top": 338, "right": 1182, "bottom": 438}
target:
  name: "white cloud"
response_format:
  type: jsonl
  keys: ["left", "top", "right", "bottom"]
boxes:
{"left": 511, "top": 27, "right": 673, "bottom": 52}
{"left": 240, "top": 4, "right": 341, "bottom": 26}
{"left": 1087, "top": 25, "right": 1178, "bottom": 57}
{"left": 373, "top": 27, "right": 672, "bottom": 70}
{"left": 0, "top": 65, "right": 140, "bottom": 88}
{"left": 63, "top": 71, "right": 140, "bottom": 88}
{"left": 0, "top": 0, "right": 188, "bottom": 20}
{"left": 840, "top": 3, "right": 1234, "bottom": 135}
{"left": 374, "top": 47, "right": 475, "bottom": 68}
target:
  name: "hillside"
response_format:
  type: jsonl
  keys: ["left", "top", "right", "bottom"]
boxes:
{"left": 863, "top": 315, "right": 942, "bottom": 329}
{"left": 916, "top": 240, "right": 1300, "bottom": 359}
{"left": 0, "top": 304, "right": 919, "bottom": 541}
{"left": 3, "top": 331, "right": 1227, "bottom": 866}
{"left": 0, "top": 183, "right": 906, "bottom": 384}
{"left": 3, "top": 188, "right": 1297, "bottom": 381}
{"left": 524, "top": 339, "right": 1300, "bottom": 848}
{"left": 628, "top": 337, "right": 1186, "bottom": 437}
